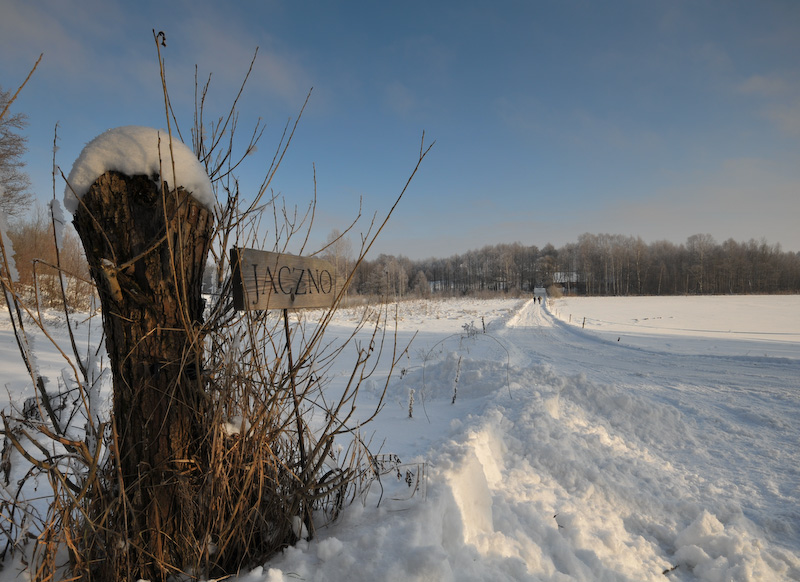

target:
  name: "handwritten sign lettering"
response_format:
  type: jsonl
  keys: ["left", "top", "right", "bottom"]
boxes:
{"left": 231, "top": 248, "right": 339, "bottom": 310}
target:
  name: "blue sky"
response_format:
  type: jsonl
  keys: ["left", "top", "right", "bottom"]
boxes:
{"left": 2, "top": 0, "right": 799, "bottom": 258}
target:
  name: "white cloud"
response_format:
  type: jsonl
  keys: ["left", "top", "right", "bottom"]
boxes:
{"left": 763, "top": 100, "right": 800, "bottom": 136}
{"left": 736, "top": 72, "right": 800, "bottom": 135}
{"left": 0, "top": 0, "right": 122, "bottom": 81}
{"left": 383, "top": 81, "right": 417, "bottom": 116}
{"left": 170, "top": 13, "right": 313, "bottom": 108}
{"left": 738, "top": 74, "right": 791, "bottom": 97}
{"left": 1, "top": 0, "right": 312, "bottom": 111}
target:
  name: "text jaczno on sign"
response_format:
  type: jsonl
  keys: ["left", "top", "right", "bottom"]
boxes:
{"left": 231, "top": 248, "right": 339, "bottom": 310}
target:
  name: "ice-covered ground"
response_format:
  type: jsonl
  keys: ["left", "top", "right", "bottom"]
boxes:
{"left": 2, "top": 295, "right": 799, "bottom": 581}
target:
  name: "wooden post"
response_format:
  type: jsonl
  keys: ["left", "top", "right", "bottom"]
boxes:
{"left": 282, "top": 308, "right": 313, "bottom": 539}
{"left": 72, "top": 170, "right": 213, "bottom": 580}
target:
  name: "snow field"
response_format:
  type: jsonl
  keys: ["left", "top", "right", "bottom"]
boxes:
{"left": 2, "top": 295, "right": 799, "bottom": 581}
{"left": 260, "top": 296, "right": 799, "bottom": 581}
{"left": 552, "top": 295, "right": 800, "bottom": 359}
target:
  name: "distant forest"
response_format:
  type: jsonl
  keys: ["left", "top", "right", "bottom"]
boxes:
{"left": 345, "top": 233, "right": 800, "bottom": 297}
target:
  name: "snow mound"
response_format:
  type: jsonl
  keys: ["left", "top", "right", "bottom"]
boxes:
{"left": 63, "top": 126, "right": 214, "bottom": 213}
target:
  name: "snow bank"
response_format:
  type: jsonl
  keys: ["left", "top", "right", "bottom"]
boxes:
{"left": 63, "top": 126, "right": 214, "bottom": 214}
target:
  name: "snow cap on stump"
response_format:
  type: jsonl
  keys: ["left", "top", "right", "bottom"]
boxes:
{"left": 63, "top": 125, "right": 214, "bottom": 214}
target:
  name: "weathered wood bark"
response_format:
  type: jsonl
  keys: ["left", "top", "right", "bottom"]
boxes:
{"left": 72, "top": 170, "right": 213, "bottom": 580}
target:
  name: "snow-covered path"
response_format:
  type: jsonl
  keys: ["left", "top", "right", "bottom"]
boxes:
{"left": 504, "top": 299, "right": 799, "bottom": 555}
{"left": 261, "top": 297, "right": 800, "bottom": 581}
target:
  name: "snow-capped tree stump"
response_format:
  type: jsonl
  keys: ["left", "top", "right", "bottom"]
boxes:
{"left": 72, "top": 169, "right": 213, "bottom": 580}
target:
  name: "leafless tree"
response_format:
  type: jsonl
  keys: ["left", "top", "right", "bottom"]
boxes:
{"left": 321, "top": 228, "right": 353, "bottom": 291}
{"left": 352, "top": 232, "right": 800, "bottom": 298}
{"left": 7, "top": 206, "right": 92, "bottom": 309}
{"left": 686, "top": 233, "right": 716, "bottom": 294}
{"left": 0, "top": 86, "right": 34, "bottom": 218}
{"left": 411, "top": 270, "right": 430, "bottom": 297}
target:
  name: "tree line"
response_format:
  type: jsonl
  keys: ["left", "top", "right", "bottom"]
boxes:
{"left": 3, "top": 84, "right": 799, "bottom": 301}
{"left": 6, "top": 213, "right": 800, "bottom": 306}
{"left": 345, "top": 233, "right": 800, "bottom": 298}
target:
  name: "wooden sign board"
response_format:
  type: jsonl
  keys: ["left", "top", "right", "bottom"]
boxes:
{"left": 231, "top": 248, "right": 340, "bottom": 311}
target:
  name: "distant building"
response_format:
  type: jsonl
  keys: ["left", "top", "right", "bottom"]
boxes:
{"left": 553, "top": 271, "right": 581, "bottom": 295}
{"left": 553, "top": 272, "right": 579, "bottom": 284}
